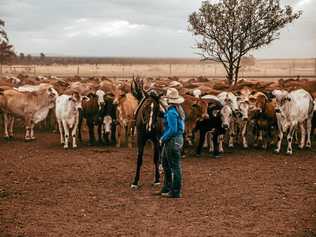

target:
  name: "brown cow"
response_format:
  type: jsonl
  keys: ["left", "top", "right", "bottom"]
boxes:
{"left": 182, "top": 94, "right": 209, "bottom": 145}
{"left": 0, "top": 86, "right": 58, "bottom": 140}
{"left": 113, "top": 82, "right": 138, "bottom": 147}
{"left": 249, "top": 92, "right": 278, "bottom": 149}
{"left": 115, "top": 93, "right": 138, "bottom": 148}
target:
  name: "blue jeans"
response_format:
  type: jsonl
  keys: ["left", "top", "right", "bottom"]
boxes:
{"left": 161, "top": 135, "right": 183, "bottom": 196}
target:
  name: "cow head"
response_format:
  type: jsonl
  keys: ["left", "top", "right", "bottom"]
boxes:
{"left": 47, "top": 87, "right": 59, "bottom": 108}
{"left": 96, "top": 89, "right": 106, "bottom": 107}
{"left": 69, "top": 92, "right": 89, "bottom": 110}
{"left": 192, "top": 99, "right": 209, "bottom": 120}
{"left": 220, "top": 104, "right": 233, "bottom": 129}
{"left": 113, "top": 83, "right": 129, "bottom": 105}
{"left": 274, "top": 95, "right": 292, "bottom": 133}
{"left": 237, "top": 97, "right": 250, "bottom": 121}
{"left": 222, "top": 92, "right": 239, "bottom": 114}
{"left": 103, "top": 115, "right": 113, "bottom": 142}
{"left": 47, "top": 87, "right": 58, "bottom": 99}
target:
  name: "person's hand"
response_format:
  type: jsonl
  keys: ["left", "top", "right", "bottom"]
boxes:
{"left": 159, "top": 139, "right": 163, "bottom": 146}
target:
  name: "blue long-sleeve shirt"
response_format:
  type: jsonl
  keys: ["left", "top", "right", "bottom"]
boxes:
{"left": 160, "top": 106, "right": 185, "bottom": 142}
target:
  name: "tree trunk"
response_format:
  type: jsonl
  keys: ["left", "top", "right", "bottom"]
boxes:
{"left": 227, "top": 63, "right": 234, "bottom": 86}
{"left": 233, "top": 57, "right": 242, "bottom": 87}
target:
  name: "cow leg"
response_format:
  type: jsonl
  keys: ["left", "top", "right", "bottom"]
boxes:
{"left": 196, "top": 130, "right": 206, "bottom": 155}
{"left": 24, "top": 115, "right": 32, "bottom": 141}
{"left": 212, "top": 131, "right": 220, "bottom": 156}
{"left": 3, "top": 113, "right": 10, "bottom": 139}
{"left": 8, "top": 116, "right": 15, "bottom": 138}
{"left": 78, "top": 109, "right": 83, "bottom": 143}
{"left": 298, "top": 122, "right": 306, "bottom": 149}
{"left": 30, "top": 122, "right": 36, "bottom": 140}
{"left": 258, "top": 129, "right": 263, "bottom": 147}
{"left": 131, "top": 139, "right": 145, "bottom": 188}
{"left": 127, "top": 125, "right": 132, "bottom": 149}
{"left": 241, "top": 121, "right": 248, "bottom": 148}
{"left": 306, "top": 118, "right": 312, "bottom": 148}
{"left": 62, "top": 120, "right": 69, "bottom": 149}
{"left": 97, "top": 122, "right": 103, "bottom": 145}
{"left": 253, "top": 124, "right": 259, "bottom": 147}
{"left": 286, "top": 125, "right": 296, "bottom": 155}
{"left": 275, "top": 129, "right": 283, "bottom": 154}
{"left": 111, "top": 122, "right": 117, "bottom": 145}
{"left": 153, "top": 140, "right": 161, "bottom": 186}
{"left": 87, "top": 118, "right": 96, "bottom": 146}
{"left": 219, "top": 134, "right": 224, "bottom": 153}
{"left": 72, "top": 116, "right": 79, "bottom": 148}
{"left": 116, "top": 125, "right": 121, "bottom": 148}
{"left": 228, "top": 122, "right": 235, "bottom": 148}
{"left": 57, "top": 119, "right": 64, "bottom": 144}
{"left": 208, "top": 132, "right": 214, "bottom": 153}
{"left": 203, "top": 132, "right": 209, "bottom": 148}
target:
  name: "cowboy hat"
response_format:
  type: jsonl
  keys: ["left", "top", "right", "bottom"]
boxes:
{"left": 164, "top": 88, "right": 184, "bottom": 104}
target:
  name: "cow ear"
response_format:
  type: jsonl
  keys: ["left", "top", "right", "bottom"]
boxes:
{"left": 72, "top": 92, "right": 80, "bottom": 101}
{"left": 82, "top": 96, "right": 90, "bottom": 101}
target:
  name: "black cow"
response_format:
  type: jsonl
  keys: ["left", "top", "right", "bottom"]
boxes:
{"left": 97, "top": 96, "right": 117, "bottom": 145}
{"left": 195, "top": 99, "right": 226, "bottom": 157}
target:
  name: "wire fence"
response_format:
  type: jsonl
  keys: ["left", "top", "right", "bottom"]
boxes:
{"left": 1, "top": 58, "right": 316, "bottom": 79}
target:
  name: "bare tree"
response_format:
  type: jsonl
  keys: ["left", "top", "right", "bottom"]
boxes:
{"left": 40, "top": 52, "right": 46, "bottom": 62}
{"left": 188, "top": 0, "right": 301, "bottom": 85}
{"left": 19, "top": 52, "right": 25, "bottom": 61}
{"left": 0, "top": 19, "right": 15, "bottom": 72}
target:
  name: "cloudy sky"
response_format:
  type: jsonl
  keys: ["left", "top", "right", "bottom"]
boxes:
{"left": 1, "top": 0, "right": 315, "bottom": 58}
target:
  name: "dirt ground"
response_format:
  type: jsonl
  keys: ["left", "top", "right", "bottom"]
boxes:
{"left": 0, "top": 132, "right": 315, "bottom": 237}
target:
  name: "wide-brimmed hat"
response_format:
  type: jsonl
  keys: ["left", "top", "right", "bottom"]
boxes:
{"left": 164, "top": 88, "right": 184, "bottom": 104}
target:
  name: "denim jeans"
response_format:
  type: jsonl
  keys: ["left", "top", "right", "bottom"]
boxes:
{"left": 161, "top": 135, "right": 183, "bottom": 196}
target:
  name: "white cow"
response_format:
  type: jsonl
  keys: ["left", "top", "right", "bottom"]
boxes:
{"left": 55, "top": 93, "right": 88, "bottom": 149}
{"left": 217, "top": 92, "right": 240, "bottom": 148}
{"left": 16, "top": 83, "right": 52, "bottom": 92}
{"left": 273, "top": 89, "right": 314, "bottom": 154}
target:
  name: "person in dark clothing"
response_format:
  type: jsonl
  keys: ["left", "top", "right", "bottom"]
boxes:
{"left": 159, "top": 88, "right": 185, "bottom": 198}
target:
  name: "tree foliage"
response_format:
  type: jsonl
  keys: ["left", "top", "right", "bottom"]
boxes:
{"left": 0, "top": 19, "right": 15, "bottom": 65}
{"left": 188, "top": 0, "right": 302, "bottom": 85}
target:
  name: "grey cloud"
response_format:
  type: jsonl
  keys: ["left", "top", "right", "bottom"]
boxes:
{"left": 0, "top": 0, "right": 314, "bottom": 58}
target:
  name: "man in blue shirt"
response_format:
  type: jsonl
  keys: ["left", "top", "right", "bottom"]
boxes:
{"left": 159, "top": 88, "right": 185, "bottom": 198}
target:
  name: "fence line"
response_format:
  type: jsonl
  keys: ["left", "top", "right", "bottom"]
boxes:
{"left": 1, "top": 58, "right": 316, "bottom": 79}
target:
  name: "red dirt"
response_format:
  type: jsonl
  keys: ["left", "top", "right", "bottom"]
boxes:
{"left": 0, "top": 132, "right": 316, "bottom": 237}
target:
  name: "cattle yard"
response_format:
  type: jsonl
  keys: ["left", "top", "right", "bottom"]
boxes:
{"left": 0, "top": 132, "right": 315, "bottom": 237}
{"left": 0, "top": 64, "right": 316, "bottom": 237}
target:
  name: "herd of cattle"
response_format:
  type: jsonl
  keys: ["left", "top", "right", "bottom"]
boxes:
{"left": 0, "top": 74, "right": 316, "bottom": 156}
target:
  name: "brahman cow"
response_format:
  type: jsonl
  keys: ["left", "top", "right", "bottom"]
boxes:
{"left": 273, "top": 89, "right": 314, "bottom": 154}
{"left": 0, "top": 86, "right": 58, "bottom": 141}
{"left": 55, "top": 92, "right": 88, "bottom": 148}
